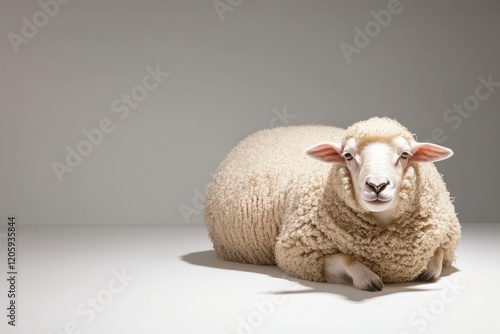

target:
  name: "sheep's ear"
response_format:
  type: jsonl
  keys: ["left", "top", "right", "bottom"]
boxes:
{"left": 306, "top": 142, "right": 344, "bottom": 164}
{"left": 410, "top": 142, "right": 454, "bottom": 162}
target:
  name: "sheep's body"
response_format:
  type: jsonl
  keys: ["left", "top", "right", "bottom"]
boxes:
{"left": 204, "top": 120, "right": 461, "bottom": 283}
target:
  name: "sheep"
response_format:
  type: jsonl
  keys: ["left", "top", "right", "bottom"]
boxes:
{"left": 204, "top": 117, "right": 461, "bottom": 291}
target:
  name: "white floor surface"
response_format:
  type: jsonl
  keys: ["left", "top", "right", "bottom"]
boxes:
{"left": 0, "top": 223, "right": 498, "bottom": 334}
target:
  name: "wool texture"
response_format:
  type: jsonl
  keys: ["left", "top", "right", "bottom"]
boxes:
{"left": 204, "top": 117, "right": 461, "bottom": 283}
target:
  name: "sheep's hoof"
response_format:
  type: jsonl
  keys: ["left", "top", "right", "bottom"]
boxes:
{"left": 361, "top": 281, "right": 384, "bottom": 292}
{"left": 353, "top": 272, "right": 384, "bottom": 292}
{"left": 417, "top": 249, "right": 444, "bottom": 282}
{"left": 417, "top": 270, "right": 439, "bottom": 282}
{"left": 362, "top": 278, "right": 384, "bottom": 292}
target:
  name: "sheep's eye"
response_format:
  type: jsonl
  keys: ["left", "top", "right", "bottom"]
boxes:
{"left": 344, "top": 153, "right": 354, "bottom": 161}
{"left": 400, "top": 151, "right": 410, "bottom": 159}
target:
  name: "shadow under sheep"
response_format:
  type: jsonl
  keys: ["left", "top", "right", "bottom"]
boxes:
{"left": 181, "top": 250, "right": 459, "bottom": 302}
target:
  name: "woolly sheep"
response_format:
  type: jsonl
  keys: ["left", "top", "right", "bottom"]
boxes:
{"left": 204, "top": 117, "right": 461, "bottom": 291}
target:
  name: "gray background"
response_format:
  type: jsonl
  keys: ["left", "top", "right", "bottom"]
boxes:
{"left": 0, "top": 0, "right": 498, "bottom": 225}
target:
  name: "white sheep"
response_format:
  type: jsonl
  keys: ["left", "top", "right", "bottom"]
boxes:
{"left": 204, "top": 117, "right": 461, "bottom": 291}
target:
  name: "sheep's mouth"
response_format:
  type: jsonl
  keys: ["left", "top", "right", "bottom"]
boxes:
{"left": 362, "top": 194, "right": 393, "bottom": 203}
{"left": 368, "top": 197, "right": 392, "bottom": 204}
{"left": 362, "top": 196, "right": 394, "bottom": 210}
{"left": 368, "top": 194, "right": 392, "bottom": 203}
{"left": 362, "top": 187, "right": 395, "bottom": 203}
{"left": 362, "top": 197, "right": 394, "bottom": 213}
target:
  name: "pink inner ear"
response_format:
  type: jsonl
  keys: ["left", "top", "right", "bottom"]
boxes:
{"left": 411, "top": 143, "right": 453, "bottom": 162}
{"left": 307, "top": 143, "right": 344, "bottom": 163}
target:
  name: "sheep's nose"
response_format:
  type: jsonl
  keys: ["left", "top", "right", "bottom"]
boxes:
{"left": 365, "top": 177, "right": 390, "bottom": 195}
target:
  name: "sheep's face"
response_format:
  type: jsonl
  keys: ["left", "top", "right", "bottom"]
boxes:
{"left": 307, "top": 136, "right": 453, "bottom": 214}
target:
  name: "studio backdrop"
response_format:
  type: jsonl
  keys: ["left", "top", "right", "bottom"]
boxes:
{"left": 1, "top": 0, "right": 499, "bottom": 225}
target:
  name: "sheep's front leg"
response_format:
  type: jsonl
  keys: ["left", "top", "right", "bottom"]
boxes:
{"left": 324, "top": 253, "right": 383, "bottom": 291}
{"left": 417, "top": 248, "right": 444, "bottom": 281}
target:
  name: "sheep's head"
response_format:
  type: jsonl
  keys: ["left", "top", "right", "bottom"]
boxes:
{"left": 306, "top": 118, "right": 454, "bottom": 218}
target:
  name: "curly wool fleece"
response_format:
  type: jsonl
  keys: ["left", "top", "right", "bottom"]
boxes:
{"left": 204, "top": 117, "right": 461, "bottom": 283}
